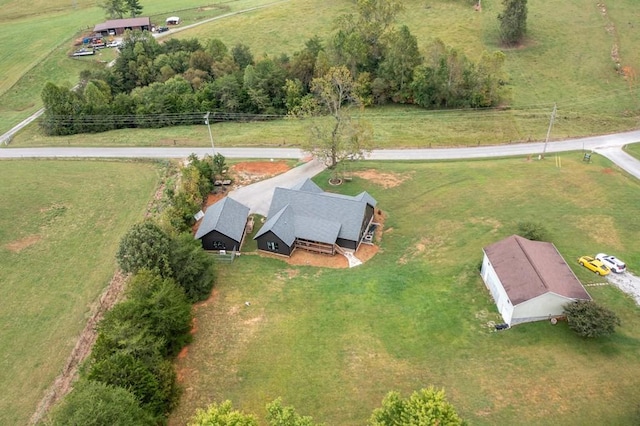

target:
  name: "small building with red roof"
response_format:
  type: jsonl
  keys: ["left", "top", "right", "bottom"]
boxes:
{"left": 481, "top": 235, "right": 591, "bottom": 326}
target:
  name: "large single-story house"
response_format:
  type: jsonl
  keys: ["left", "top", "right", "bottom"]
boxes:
{"left": 93, "top": 17, "right": 151, "bottom": 36}
{"left": 480, "top": 235, "right": 592, "bottom": 326}
{"left": 254, "top": 178, "right": 377, "bottom": 257}
{"left": 195, "top": 197, "right": 250, "bottom": 251}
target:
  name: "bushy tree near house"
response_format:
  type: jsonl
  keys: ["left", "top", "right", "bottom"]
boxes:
{"left": 266, "top": 398, "right": 321, "bottom": 426}
{"left": 116, "top": 221, "right": 173, "bottom": 277}
{"left": 564, "top": 300, "right": 621, "bottom": 338}
{"left": 188, "top": 400, "right": 258, "bottom": 426}
{"left": 517, "top": 221, "right": 549, "bottom": 241}
{"left": 305, "top": 66, "right": 373, "bottom": 170}
{"left": 188, "top": 399, "right": 322, "bottom": 426}
{"left": 369, "top": 387, "right": 465, "bottom": 426}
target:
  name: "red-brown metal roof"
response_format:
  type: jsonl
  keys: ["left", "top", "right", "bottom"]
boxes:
{"left": 484, "top": 235, "right": 591, "bottom": 305}
{"left": 94, "top": 17, "right": 151, "bottom": 32}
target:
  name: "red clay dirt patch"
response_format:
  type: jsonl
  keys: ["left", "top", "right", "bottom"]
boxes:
{"left": 5, "top": 234, "right": 41, "bottom": 252}
{"left": 601, "top": 167, "right": 614, "bottom": 174}
{"left": 230, "top": 160, "right": 292, "bottom": 186}
{"left": 352, "top": 169, "right": 411, "bottom": 188}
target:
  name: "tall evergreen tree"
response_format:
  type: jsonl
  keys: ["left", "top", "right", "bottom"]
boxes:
{"left": 126, "top": 0, "right": 143, "bottom": 18}
{"left": 99, "top": 0, "right": 126, "bottom": 19}
{"left": 498, "top": 0, "right": 528, "bottom": 46}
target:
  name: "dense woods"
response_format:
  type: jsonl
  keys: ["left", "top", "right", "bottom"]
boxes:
{"left": 41, "top": 0, "right": 506, "bottom": 136}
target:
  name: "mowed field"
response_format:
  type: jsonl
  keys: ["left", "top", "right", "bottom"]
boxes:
{"left": 171, "top": 154, "right": 640, "bottom": 425}
{"left": 4, "top": 0, "right": 640, "bottom": 145}
{"left": 0, "top": 160, "right": 160, "bottom": 425}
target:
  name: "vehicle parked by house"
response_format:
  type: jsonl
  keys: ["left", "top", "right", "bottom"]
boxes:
{"left": 595, "top": 253, "right": 626, "bottom": 273}
{"left": 578, "top": 255, "right": 610, "bottom": 275}
{"left": 71, "top": 48, "right": 95, "bottom": 57}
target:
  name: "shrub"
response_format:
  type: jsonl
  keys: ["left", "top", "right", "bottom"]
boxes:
{"left": 564, "top": 300, "right": 621, "bottom": 338}
{"left": 370, "top": 387, "right": 464, "bottom": 425}
{"left": 87, "top": 353, "right": 179, "bottom": 417}
{"left": 46, "top": 379, "right": 156, "bottom": 425}
{"left": 116, "top": 221, "right": 173, "bottom": 277}
{"left": 170, "top": 232, "right": 216, "bottom": 302}
{"left": 517, "top": 221, "right": 548, "bottom": 241}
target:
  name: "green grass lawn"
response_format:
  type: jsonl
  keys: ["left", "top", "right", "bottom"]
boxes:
{"left": 625, "top": 142, "right": 640, "bottom": 160}
{"left": 0, "top": 160, "right": 160, "bottom": 425}
{"left": 171, "top": 153, "right": 640, "bottom": 425}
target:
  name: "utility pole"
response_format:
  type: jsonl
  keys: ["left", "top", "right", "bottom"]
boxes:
{"left": 541, "top": 103, "right": 557, "bottom": 159}
{"left": 204, "top": 112, "right": 215, "bottom": 156}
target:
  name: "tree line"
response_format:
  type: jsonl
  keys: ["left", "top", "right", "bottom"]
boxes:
{"left": 41, "top": 0, "right": 507, "bottom": 136}
{"left": 44, "top": 157, "right": 218, "bottom": 425}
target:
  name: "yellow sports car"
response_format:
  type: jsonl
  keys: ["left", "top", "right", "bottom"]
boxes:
{"left": 578, "top": 256, "right": 610, "bottom": 276}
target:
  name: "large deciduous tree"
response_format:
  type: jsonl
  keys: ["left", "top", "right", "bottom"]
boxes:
{"left": 370, "top": 387, "right": 464, "bottom": 425}
{"left": 564, "top": 300, "right": 621, "bottom": 338}
{"left": 306, "top": 66, "right": 372, "bottom": 171}
{"left": 498, "top": 0, "right": 528, "bottom": 46}
{"left": 266, "top": 398, "right": 320, "bottom": 426}
{"left": 116, "top": 221, "right": 173, "bottom": 277}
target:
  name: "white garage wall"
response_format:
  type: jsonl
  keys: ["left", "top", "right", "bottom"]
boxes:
{"left": 481, "top": 253, "right": 513, "bottom": 324}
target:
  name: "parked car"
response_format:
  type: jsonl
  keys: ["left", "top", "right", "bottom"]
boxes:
{"left": 595, "top": 253, "right": 626, "bottom": 273}
{"left": 157, "top": 26, "right": 169, "bottom": 33}
{"left": 106, "top": 40, "right": 122, "bottom": 48}
{"left": 578, "top": 255, "right": 610, "bottom": 275}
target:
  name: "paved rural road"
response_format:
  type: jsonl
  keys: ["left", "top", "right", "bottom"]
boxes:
{"left": 2, "top": 128, "right": 640, "bottom": 162}
{"left": 3, "top": 129, "right": 640, "bottom": 214}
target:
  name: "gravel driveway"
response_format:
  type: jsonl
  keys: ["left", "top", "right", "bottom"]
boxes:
{"left": 606, "top": 272, "right": 640, "bottom": 305}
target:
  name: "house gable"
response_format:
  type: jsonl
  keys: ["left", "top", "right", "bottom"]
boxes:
{"left": 195, "top": 197, "right": 250, "bottom": 250}
{"left": 254, "top": 179, "right": 377, "bottom": 256}
{"left": 483, "top": 235, "right": 591, "bottom": 304}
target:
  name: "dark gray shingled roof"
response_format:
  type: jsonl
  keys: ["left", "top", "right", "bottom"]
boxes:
{"left": 255, "top": 181, "right": 377, "bottom": 244}
{"left": 483, "top": 235, "right": 591, "bottom": 305}
{"left": 255, "top": 205, "right": 296, "bottom": 245}
{"left": 195, "top": 197, "right": 250, "bottom": 242}
{"left": 289, "top": 178, "right": 323, "bottom": 193}
{"left": 94, "top": 17, "right": 151, "bottom": 32}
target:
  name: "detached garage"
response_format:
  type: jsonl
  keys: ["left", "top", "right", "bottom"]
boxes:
{"left": 195, "top": 197, "right": 249, "bottom": 251}
{"left": 481, "top": 235, "right": 591, "bottom": 326}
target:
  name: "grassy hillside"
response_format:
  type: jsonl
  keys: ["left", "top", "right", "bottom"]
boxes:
{"left": 0, "top": 0, "right": 275, "bottom": 135}
{"left": 5, "top": 0, "right": 639, "bottom": 146}
{"left": 172, "top": 153, "right": 640, "bottom": 425}
{"left": 0, "top": 160, "right": 160, "bottom": 425}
